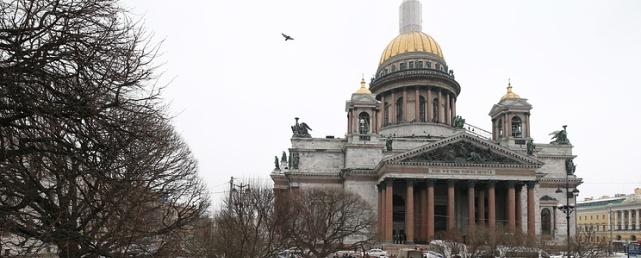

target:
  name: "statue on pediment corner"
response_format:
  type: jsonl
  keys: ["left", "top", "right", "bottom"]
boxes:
{"left": 452, "top": 115, "right": 465, "bottom": 128}
{"left": 550, "top": 125, "right": 570, "bottom": 145}
{"left": 291, "top": 117, "right": 312, "bottom": 138}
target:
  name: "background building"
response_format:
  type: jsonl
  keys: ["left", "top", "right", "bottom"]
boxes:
{"left": 271, "top": 0, "right": 582, "bottom": 244}
{"left": 577, "top": 188, "right": 641, "bottom": 245}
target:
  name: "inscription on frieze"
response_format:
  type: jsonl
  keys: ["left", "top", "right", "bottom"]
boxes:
{"left": 428, "top": 168, "right": 495, "bottom": 176}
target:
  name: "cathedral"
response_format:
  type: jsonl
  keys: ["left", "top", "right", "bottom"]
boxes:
{"left": 271, "top": 0, "right": 581, "bottom": 244}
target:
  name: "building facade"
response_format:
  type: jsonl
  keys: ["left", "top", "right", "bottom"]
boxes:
{"left": 270, "top": 0, "right": 582, "bottom": 243}
{"left": 577, "top": 189, "right": 641, "bottom": 244}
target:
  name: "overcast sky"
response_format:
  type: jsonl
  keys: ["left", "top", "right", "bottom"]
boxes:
{"left": 124, "top": 0, "right": 641, "bottom": 207}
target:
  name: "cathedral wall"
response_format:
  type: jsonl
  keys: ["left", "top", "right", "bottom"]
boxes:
{"left": 345, "top": 147, "right": 383, "bottom": 169}
{"left": 291, "top": 138, "right": 345, "bottom": 150}
{"left": 536, "top": 144, "right": 573, "bottom": 156}
{"left": 298, "top": 151, "right": 344, "bottom": 173}
{"left": 537, "top": 158, "right": 566, "bottom": 177}
{"left": 344, "top": 179, "right": 378, "bottom": 214}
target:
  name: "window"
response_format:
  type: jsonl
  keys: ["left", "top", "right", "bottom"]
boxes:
{"left": 541, "top": 208, "right": 552, "bottom": 235}
{"left": 432, "top": 98, "right": 439, "bottom": 123}
{"left": 358, "top": 112, "right": 370, "bottom": 134}
{"left": 417, "top": 61, "right": 423, "bottom": 68}
{"left": 511, "top": 116, "right": 522, "bottom": 138}
{"left": 396, "top": 97, "right": 404, "bottom": 122}
{"left": 419, "top": 96, "right": 426, "bottom": 122}
{"left": 400, "top": 63, "right": 406, "bottom": 70}
{"left": 426, "top": 61, "right": 432, "bottom": 68}
{"left": 497, "top": 119, "right": 503, "bottom": 136}
{"left": 409, "top": 61, "right": 414, "bottom": 69}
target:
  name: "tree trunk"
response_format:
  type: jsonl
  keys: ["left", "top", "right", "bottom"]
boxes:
{"left": 57, "top": 240, "right": 81, "bottom": 258}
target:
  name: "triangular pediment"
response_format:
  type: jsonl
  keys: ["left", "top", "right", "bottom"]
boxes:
{"left": 383, "top": 132, "right": 543, "bottom": 168}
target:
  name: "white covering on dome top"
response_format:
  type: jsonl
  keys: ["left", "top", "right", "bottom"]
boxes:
{"left": 399, "top": 0, "right": 422, "bottom": 33}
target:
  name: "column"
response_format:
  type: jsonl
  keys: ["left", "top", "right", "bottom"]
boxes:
{"left": 402, "top": 88, "right": 408, "bottom": 122}
{"left": 445, "top": 93, "right": 451, "bottom": 125}
{"left": 438, "top": 90, "right": 444, "bottom": 123}
{"left": 468, "top": 181, "right": 476, "bottom": 228}
{"left": 516, "top": 184, "right": 523, "bottom": 231}
{"left": 391, "top": 92, "right": 396, "bottom": 124}
{"left": 527, "top": 182, "right": 536, "bottom": 237}
{"left": 347, "top": 110, "right": 352, "bottom": 133}
{"left": 479, "top": 188, "right": 486, "bottom": 226}
{"left": 634, "top": 209, "right": 641, "bottom": 231}
{"left": 373, "top": 109, "right": 378, "bottom": 133}
{"left": 447, "top": 181, "right": 456, "bottom": 231}
{"left": 414, "top": 88, "right": 420, "bottom": 122}
{"left": 488, "top": 181, "right": 496, "bottom": 230}
{"left": 427, "top": 88, "right": 433, "bottom": 122}
{"left": 427, "top": 180, "right": 435, "bottom": 240}
{"left": 419, "top": 186, "right": 427, "bottom": 241}
{"left": 385, "top": 179, "right": 393, "bottom": 241}
{"left": 406, "top": 180, "right": 415, "bottom": 243}
{"left": 613, "top": 210, "right": 618, "bottom": 231}
{"left": 507, "top": 181, "right": 516, "bottom": 231}
{"left": 352, "top": 109, "right": 358, "bottom": 134}
{"left": 452, "top": 97, "right": 457, "bottom": 119}
{"left": 378, "top": 185, "right": 383, "bottom": 240}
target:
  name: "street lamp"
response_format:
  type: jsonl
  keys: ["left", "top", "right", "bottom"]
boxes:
{"left": 556, "top": 175, "right": 580, "bottom": 255}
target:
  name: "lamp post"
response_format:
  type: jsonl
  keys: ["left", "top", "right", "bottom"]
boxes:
{"left": 556, "top": 172, "right": 580, "bottom": 255}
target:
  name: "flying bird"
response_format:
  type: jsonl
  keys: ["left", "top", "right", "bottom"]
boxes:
{"left": 281, "top": 33, "right": 294, "bottom": 41}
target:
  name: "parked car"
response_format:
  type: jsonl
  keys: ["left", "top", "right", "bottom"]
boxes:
{"left": 423, "top": 251, "right": 444, "bottom": 258}
{"left": 366, "top": 248, "right": 388, "bottom": 256}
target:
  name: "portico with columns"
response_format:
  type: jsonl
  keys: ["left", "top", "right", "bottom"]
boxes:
{"left": 373, "top": 133, "right": 542, "bottom": 243}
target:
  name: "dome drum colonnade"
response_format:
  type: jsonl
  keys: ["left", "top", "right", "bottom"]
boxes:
{"left": 370, "top": 31, "right": 460, "bottom": 133}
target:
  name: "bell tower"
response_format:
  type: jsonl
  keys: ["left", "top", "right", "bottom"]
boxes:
{"left": 346, "top": 78, "right": 380, "bottom": 142}
{"left": 489, "top": 80, "right": 532, "bottom": 146}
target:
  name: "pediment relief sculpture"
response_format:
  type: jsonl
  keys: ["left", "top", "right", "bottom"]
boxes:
{"left": 404, "top": 141, "right": 520, "bottom": 165}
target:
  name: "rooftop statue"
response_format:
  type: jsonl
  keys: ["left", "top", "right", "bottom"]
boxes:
{"left": 291, "top": 117, "right": 312, "bottom": 138}
{"left": 274, "top": 156, "right": 280, "bottom": 170}
{"left": 549, "top": 125, "right": 570, "bottom": 145}
{"left": 565, "top": 157, "right": 577, "bottom": 175}
{"left": 526, "top": 139, "right": 536, "bottom": 155}
{"left": 452, "top": 115, "right": 465, "bottom": 128}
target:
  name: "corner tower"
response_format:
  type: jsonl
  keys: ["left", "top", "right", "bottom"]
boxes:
{"left": 489, "top": 81, "right": 532, "bottom": 146}
{"left": 369, "top": 0, "right": 461, "bottom": 138}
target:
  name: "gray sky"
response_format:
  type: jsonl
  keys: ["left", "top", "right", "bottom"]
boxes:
{"left": 125, "top": 0, "right": 641, "bottom": 207}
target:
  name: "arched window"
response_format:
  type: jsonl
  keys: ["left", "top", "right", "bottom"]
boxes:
{"left": 512, "top": 116, "right": 523, "bottom": 138}
{"left": 541, "top": 208, "right": 552, "bottom": 235}
{"left": 632, "top": 235, "right": 637, "bottom": 241}
{"left": 384, "top": 103, "right": 390, "bottom": 126}
{"left": 396, "top": 97, "right": 404, "bottom": 123}
{"left": 358, "top": 112, "right": 370, "bottom": 134}
{"left": 419, "top": 96, "right": 426, "bottom": 122}
{"left": 497, "top": 119, "right": 503, "bottom": 136}
{"left": 432, "top": 98, "right": 439, "bottom": 122}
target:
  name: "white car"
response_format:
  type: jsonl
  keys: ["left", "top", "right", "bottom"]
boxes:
{"left": 423, "top": 251, "right": 444, "bottom": 258}
{"left": 367, "top": 248, "right": 388, "bottom": 256}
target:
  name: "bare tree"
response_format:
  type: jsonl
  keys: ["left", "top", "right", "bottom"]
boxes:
{"left": 209, "top": 186, "right": 290, "bottom": 258}
{"left": 0, "top": 0, "right": 209, "bottom": 256}
{"left": 287, "top": 188, "right": 375, "bottom": 258}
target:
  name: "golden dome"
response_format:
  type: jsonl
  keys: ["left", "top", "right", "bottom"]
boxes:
{"left": 379, "top": 31, "right": 444, "bottom": 64}
{"left": 355, "top": 77, "right": 372, "bottom": 94}
{"left": 501, "top": 81, "right": 521, "bottom": 101}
